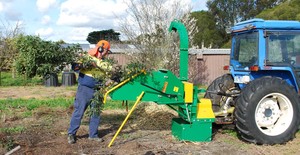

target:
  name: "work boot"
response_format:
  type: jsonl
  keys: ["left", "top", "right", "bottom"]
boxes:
{"left": 68, "top": 134, "right": 76, "bottom": 144}
{"left": 88, "top": 137, "right": 104, "bottom": 142}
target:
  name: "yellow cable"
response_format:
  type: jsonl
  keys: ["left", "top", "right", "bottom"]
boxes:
{"left": 108, "top": 91, "right": 145, "bottom": 147}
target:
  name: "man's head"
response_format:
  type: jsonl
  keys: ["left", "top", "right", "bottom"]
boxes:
{"left": 88, "top": 40, "right": 111, "bottom": 59}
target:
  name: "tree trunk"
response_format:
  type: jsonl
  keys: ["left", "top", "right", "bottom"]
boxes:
{"left": 0, "top": 69, "right": 2, "bottom": 86}
{"left": 11, "top": 67, "right": 16, "bottom": 79}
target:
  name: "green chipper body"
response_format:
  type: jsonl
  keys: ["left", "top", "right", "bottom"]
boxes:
{"left": 104, "top": 20, "right": 215, "bottom": 142}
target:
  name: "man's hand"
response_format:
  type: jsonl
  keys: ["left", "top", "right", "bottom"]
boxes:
{"left": 110, "top": 73, "right": 121, "bottom": 83}
{"left": 91, "top": 62, "right": 97, "bottom": 68}
{"left": 105, "top": 79, "right": 114, "bottom": 86}
{"left": 71, "top": 63, "right": 83, "bottom": 71}
{"left": 110, "top": 66, "right": 123, "bottom": 83}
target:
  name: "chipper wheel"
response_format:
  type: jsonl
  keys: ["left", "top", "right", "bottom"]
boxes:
{"left": 235, "top": 76, "right": 300, "bottom": 145}
{"left": 204, "top": 74, "right": 235, "bottom": 112}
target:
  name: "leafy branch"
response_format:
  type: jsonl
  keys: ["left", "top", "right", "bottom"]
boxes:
{"left": 89, "top": 59, "right": 150, "bottom": 116}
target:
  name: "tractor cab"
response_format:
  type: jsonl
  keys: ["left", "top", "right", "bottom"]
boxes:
{"left": 230, "top": 19, "right": 300, "bottom": 91}
{"left": 206, "top": 18, "right": 300, "bottom": 145}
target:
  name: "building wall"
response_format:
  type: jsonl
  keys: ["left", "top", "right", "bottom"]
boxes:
{"left": 108, "top": 53, "right": 131, "bottom": 65}
{"left": 201, "top": 54, "right": 230, "bottom": 85}
{"left": 109, "top": 52, "right": 230, "bottom": 86}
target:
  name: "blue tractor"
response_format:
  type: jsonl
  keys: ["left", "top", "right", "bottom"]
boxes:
{"left": 205, "top": 18, "right": 300, "bottom": 145}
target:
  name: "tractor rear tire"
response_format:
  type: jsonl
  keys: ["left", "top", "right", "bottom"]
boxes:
{"left": 204, "top": 74, "right": 235, "bottom": 112}
{"left": 235, "top": 76, "right": 300, "bottom": 144}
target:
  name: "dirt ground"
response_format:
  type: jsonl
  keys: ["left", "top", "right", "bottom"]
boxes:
{"left": 1, "top": 86, "right": 300, "bottom": 155}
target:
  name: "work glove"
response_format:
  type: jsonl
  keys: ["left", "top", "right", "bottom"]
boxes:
{"left": 71, "top": 63, "right": 83, "bottom": 71}
{"left": 110, "top": 72, "right": 122, "bottom": 83}
{"left": 110, "top": 66, "right": 123, "bottom": 83}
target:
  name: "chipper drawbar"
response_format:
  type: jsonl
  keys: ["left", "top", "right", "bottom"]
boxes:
{"left": 104, "top": 20, "right": 215, "bottom": 147}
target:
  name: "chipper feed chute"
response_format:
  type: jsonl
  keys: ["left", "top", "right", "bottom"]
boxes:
{"left": 104, "top": 20, "right": 215, "bottom": 147}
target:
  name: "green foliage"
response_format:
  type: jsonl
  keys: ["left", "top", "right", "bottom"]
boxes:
{"left": 204, "top": 0, "right": 285, "bottom": 48}
{"left": 238, "top": 0, "right": 285, "bottom": 21}
{"left": 0, "top": 38, "right": 17, "bottom": 71}
{"left": 206, "top": 0, "right": 284, "bottom": 28}
{"left": 74, "top": 51, "right": 100, "bottom": 70}
{"left": 88, "top": 60, "right": 147, "bottom": 116}
{"left": 123, "top": 61, "right": 148, "bottom": 79}
{"left": 207, "top": 0, "right": 237, "bottom": 29}
{"left": 70, "top": 52, "right": 115, "bottom": 115}
{"left": 256, "top": 0, "right": 300, "bottom": 20}
{"left": 71, "top": 54, "right": 125, "bottom": 116}
{"left": 86, "top": 29, "right": 120, "bottom": 44}
{"left": 191, "top": 11, "right": 228, "bottom": 48}
{"left": 14, "top": 35, "right": 81, "bottom": 79}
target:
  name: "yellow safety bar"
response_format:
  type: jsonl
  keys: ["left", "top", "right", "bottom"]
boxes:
{"left": 108, "top": 91, "right": 145, "bottom": 147}
{"left": 103, "top": 71, "right": 145, "bottom": 104}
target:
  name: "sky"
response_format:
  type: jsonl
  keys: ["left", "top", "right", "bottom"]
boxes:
{"left": 0, "top": 0, "right": 208, "bottom": 44}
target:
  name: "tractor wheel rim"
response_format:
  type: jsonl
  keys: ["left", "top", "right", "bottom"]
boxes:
{"left": 255, "top": 93, "right": 293, "bottom": 136}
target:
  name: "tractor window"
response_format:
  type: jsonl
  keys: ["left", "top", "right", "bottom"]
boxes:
{"left": 232, "top": 31, "right": 258, "bottom": 69}
{"left": 266, "top": 31, "right": 300, "bottom": 67}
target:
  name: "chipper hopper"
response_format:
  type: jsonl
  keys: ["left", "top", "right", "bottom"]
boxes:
{"left": 104, "top": 20, "right": 215, "bottom": 147}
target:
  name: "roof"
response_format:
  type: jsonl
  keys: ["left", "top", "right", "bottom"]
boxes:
{"left": 189, "top": 48, "right": 230, "bottom": 55}
{"left": 233, "top": 18, "right": 300, "bottom": 31}
{"left": 110, "top": 44, "right": 139, "bottom": 53}
{"left": 61, "top": 43, "right": 91, "bottom": 51}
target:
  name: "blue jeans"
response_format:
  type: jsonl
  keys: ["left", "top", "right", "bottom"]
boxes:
{"left": 68, "top": 84, "right": 100, "bottom": 138}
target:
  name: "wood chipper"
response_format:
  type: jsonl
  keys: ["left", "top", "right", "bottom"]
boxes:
{"left": 104, "top": 20, "right": 215, "bottom": 147}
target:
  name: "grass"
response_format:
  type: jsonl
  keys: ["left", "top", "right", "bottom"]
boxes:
{"left": 0, "top": 126, "right": 25, "bottom": 134}
{"left": 0, "top": 98, "right": 134, "bottom": 119}
{"left": 0, "top": 136, "right": 16, "bottom": 152}
{"left": 221, "top": 128, "right": 238, "bottom": 137}
{"left": 104, "top": 100, "right": 134, "bottom": 110}
{"left": 0, "top": 126, "right": 25, "bottom": 151}
{"left": 0, "top": 98, "right": 74, "bottom": 111}
{"left": 0, "top": 71, "right": 43, "bottom": 86}
{"left": 0, "top": 71, "right": 74, "bottom": 86}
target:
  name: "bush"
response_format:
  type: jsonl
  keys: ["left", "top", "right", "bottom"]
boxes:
{"left": 14, "top": 35, "right": 81, "bottom": 79}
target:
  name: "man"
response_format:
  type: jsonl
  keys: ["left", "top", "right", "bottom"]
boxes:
{"left": 67, "top": 40, "right": 112, "bottom": 144}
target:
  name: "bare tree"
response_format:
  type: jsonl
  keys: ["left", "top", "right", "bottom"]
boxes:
{"left": 0, "top": 20, "right": 24, "bottom": 85}
{"left": 118, "top": 0, "right": 198, "bottom": 76}
{"left": 188, "top": 55, "right": 209, "bottom": 85}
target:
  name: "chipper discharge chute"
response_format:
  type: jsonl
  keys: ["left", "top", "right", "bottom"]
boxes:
{"left": 104, "top": 20, "right": 215, "bottom": 147}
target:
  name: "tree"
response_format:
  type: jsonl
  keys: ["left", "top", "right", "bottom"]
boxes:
{"left": 0, "top": 20, "right": 24, "bottom": 85}
{"left": 256, "top": 0, "right": 300, "bottom": 20}
{"left": 14, "top": 35, "right": 81, "bottom": 79}
{"left": 191, "top": 11, "right": 227, "bottom": 48}
{"left": 207, "top": 0, "right": 285, "bottom": 28}
{"left": 207, "top": 0, "right": 237, "bottom": 29}
{"left": 206, "top": 0, "right": 285, "bottom": 47}
{"left": 86, "top": 29, "right": 120, "bottom": 44}
{"left": 118, "top": 0, "right": 198, "bottom": 76}
{"left": 56, "top": 39, "right": 66, "bottom": 44}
